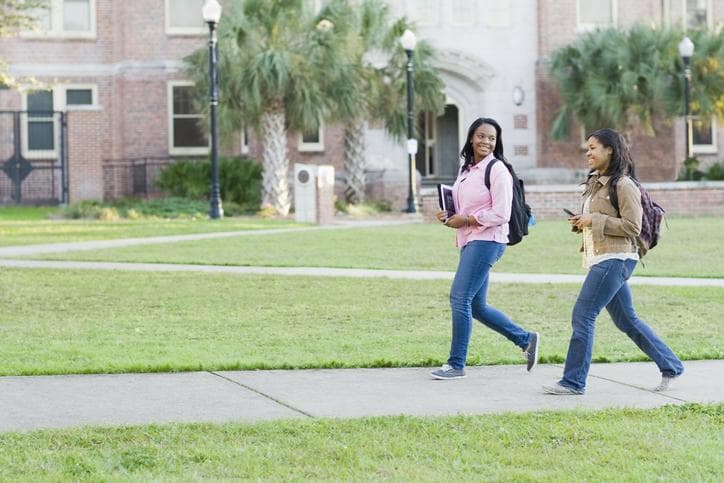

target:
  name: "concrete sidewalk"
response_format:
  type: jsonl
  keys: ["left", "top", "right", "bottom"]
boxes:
{"left": 1, "top": 259, "right": 722, "bottom": 287}
{"left": 0, "top": 218, "right": 420, "bottom": 258}
{"left": 1, "top": 360, "right": 721, "bottom": 433}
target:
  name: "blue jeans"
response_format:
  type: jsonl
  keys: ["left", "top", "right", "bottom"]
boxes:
{"left": 560, "top": 258, "right": 684, "bottom": 393}
{"left": 447, "top": 240, "right": 532, "bottom": 369}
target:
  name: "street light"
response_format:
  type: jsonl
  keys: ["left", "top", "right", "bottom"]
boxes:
{"left": 400, "top": 29, "right": 417, "bottom": 214}
{"left": 678, "top": 36, "right": 694, "bottom": 160}
{"left": 203, "top": 0, "right": 223, "bottom": 219}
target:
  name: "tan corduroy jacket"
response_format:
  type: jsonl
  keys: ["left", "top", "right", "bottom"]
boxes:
{"left": 575, "top": 174, "right": 642, "bottom": 256}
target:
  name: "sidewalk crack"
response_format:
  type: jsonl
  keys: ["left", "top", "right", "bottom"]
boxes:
{"left": 208, "top": 371, "right": 315, "bottom": 418}
{"left": 588, "top": 374, "right": 690, "bottom": 402}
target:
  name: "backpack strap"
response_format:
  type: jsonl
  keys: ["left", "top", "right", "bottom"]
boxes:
{"left": 484, "top": 158, "right": 501, "bottom": 190}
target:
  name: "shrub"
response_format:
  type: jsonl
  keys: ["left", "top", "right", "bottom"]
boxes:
{"left": 678, "top": 157, "right": 704, "bottom": 181}
{"left": 64, "top": 200, "right": 105, "bottom": 219}
{"left": 156, "top": 160, "right": 209, "bottom": 199}
{"left": 156, "top": 157, "right": 262, "bottom": 213}
{"left": 704, "top": 162, "right": 724, "bottom": 180}
{"left": 219, "top": 157, "right": 262, "bottom": 212}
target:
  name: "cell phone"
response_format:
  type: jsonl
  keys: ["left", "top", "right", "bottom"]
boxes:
{"left": 563, "top": 208, "right": 576, "bottom": 217}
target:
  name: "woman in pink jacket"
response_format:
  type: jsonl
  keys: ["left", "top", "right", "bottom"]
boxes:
{"left": 431, "top": 117, "right": 539, "bottom": 380}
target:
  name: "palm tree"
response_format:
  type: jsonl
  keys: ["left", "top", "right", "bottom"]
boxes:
{"left": 186, "top": 0, "right": 358, "bottom": 215}
{"left": 550, "top": 25, "right": 723, "bottom": 140}
{"left": 1, "top": 0, "right": 49, "bottom": 88}
{"left": 320, "top": 0, "right": 445, "bottom": 203}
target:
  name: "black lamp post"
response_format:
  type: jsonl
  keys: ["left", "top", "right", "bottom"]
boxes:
{"left": 400, "top": 29, "right": 417, "bottom": 214}
{"left": 678, "top": 36, "right": 694, "bottom": 160}
{"left": 203, "top": 0, "right": 223, "bottom": 219}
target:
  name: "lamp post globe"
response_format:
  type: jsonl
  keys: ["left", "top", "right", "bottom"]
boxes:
{"left": 678, "top": 36, "right": 694, "bottom": 160}
{"left": 203, "top": 0, "right": 223, "bottom": 219}
{"left": 400, "top": 29, "right": 417, "bottom": 214}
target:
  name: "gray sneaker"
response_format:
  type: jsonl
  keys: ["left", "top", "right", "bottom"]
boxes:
{"left": 653, "top": 374, "right": 679, "bottom": 392}
{"left": 542, "top": 382, "right": 583, "bottom": 395}
{"left": 431, "top": 364, "right": 466, "bottom": 380}
{"left": 523, "top": 332, "right": 540, "bottom": 371}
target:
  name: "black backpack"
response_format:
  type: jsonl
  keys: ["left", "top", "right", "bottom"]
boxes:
{"left": 484, "top": 158, "right": 532, "bottom": 246}
{"left": 609, "top": 176, "right": 665, "bottom": 257}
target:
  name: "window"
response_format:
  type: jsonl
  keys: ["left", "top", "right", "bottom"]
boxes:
{"left": 26, "top": 91, "right": 55, "bottom": 153}
{"left": 450, "top": 0, "right": 475, "bottom": 27}
{"left": 66, "top": 88, "right": 93, "bottom": 106}
{"left": 693, "top": 116, "right": 717, "bottom": 154}
{"left": 168, "top": 82, "right": 208, "bottom": 155}
{"left": 23, "top": 0, "right": 96, "bottom": 38}
{"left": 22, "top": 84, "right": 97, "bottom": 158}
{"left": 298, "top": 122, "right": 324, "bottom": 152}
{"left": 577, "top": 0, "right": 616, "bottom": 31}
{"left": 685, "top": 0, "right": 711, "bottom": 29}
{"left": 165, "top": 0, "right": 206, "bottom": 35}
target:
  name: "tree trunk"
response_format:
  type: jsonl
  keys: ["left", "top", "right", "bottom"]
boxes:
{"left": 344, "top": 119, "right": 366, "bottom": 204}
{"left": 260, "top": 105, "right": 290, "bottom": 216}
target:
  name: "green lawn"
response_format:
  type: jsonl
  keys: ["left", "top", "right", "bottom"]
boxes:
{"left": 1, "top": 268, "right": 720, "bottom": 376}
{"left": 27, "top": 216, "right": 724, "bottom": 278}
{"left": 0, "top": 404, "right": 721, "bottom": 481}
{"left": 0, "top": 217, "right": 300, "bottom": 247}
{"left": 0, "top": 206, "right": 63, "bottom": 220}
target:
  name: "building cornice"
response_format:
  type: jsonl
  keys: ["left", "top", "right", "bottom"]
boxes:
{"left": 8, "top": 60, "right": 187, "bottom": 77}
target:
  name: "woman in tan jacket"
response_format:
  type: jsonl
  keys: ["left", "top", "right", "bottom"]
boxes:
{"left": 543, "top": 128, "right": 684, "bottom": 395}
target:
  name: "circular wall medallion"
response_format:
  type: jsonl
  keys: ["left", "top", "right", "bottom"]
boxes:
{"left": 297, "top": 170, "right": 310, "bottom": 183}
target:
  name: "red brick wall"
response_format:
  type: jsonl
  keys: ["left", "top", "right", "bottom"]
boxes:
{"left": 67, "top": 109, "right": 105, "bottom": 201}
{"left": 421, "top": 182, "right": 724, "bottom": 220}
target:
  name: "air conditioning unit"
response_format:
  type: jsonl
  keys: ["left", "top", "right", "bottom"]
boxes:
{"left": 294, "top": 163, "right": 335, "bottom": 224}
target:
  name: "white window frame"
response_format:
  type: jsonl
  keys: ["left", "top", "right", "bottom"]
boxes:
{"left": 682, "top": 0, "right": 713, "bottom": 30}
{"left": 21, "top": 0, "right": 96, "bottom": 39}
{"left": 692, "top": 116, "right": 718, "bottom": 154}
{"left": 165, "top": 0, "right": 206, "bottom": 35}
{"left": 298, "top": 122, "right": 325, "bottom": 152}
{"left": 64, "top": 84, "right": 97, "bottom": 109}
{"left": 21, "top": 84, "right": 98, "bottom": 159}
{"left": 167, "top": 81, "right": 209, "bottom": 156}
{"left": 576, "top": 0, "right": 617, "bottom": 32}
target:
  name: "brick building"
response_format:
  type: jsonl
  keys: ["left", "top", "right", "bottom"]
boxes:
{"left": 0, "top": 0, "right": 721, "bottom": 206}
{"left": 536, "top": 0, "right": 723, "bottom": 182}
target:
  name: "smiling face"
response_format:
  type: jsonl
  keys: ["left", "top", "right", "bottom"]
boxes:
{"left": 470, "top": 123, "right": 496, "bottom": 162}
{"left": 585, "top": 136, "right": 612, "bottom": 173}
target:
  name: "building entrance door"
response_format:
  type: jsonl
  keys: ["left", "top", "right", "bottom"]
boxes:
{"left": 416, "top": 104, "right": 459, "bottom": 184}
